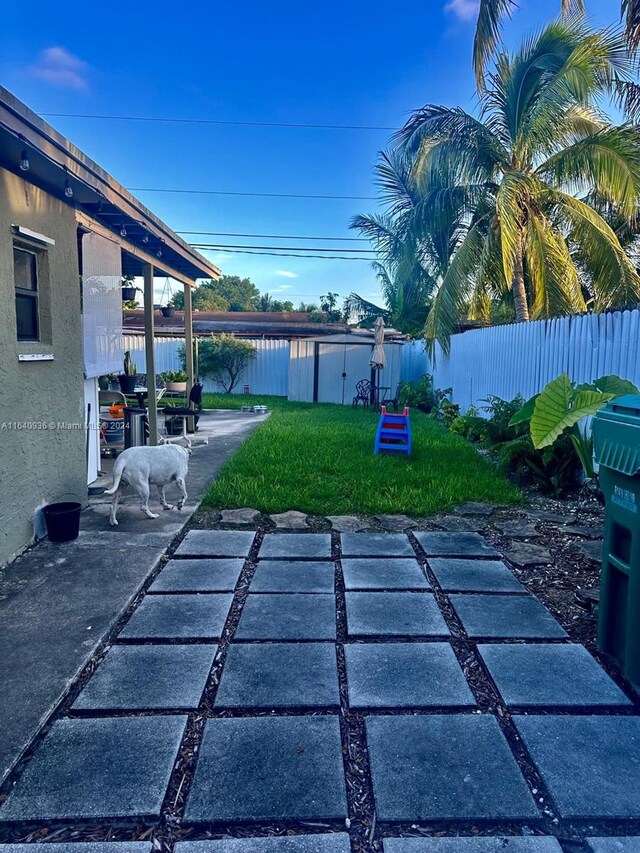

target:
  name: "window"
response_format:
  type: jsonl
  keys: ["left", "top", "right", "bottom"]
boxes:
{"left": 14, "top": 246, "right": 39, "bottom": 341}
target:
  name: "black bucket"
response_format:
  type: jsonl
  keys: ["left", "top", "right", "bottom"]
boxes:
{"left": 43, "top": 501, "right": 82, "bottom": 543}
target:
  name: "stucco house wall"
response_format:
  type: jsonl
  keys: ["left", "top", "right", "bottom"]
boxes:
{"left": 0, "top": 168, "right": 86, "bottom": 566}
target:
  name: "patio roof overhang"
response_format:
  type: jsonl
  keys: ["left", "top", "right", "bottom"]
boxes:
{"left": 0, "top": 85, "right": 220, "bottom": 286}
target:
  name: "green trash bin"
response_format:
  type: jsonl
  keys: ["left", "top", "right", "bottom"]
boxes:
{"left": 593, "top": 394, "right": 640, "bottom": 684}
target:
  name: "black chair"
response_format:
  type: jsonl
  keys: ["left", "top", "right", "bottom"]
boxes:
{"left": 162, "top": 382, "right": 204, "bottom": 429}
{"left": 381, "top": 384, "right": 401, "bottom": 413}
{"left": 353, "top": 379, "right": 371, "bottom": 407}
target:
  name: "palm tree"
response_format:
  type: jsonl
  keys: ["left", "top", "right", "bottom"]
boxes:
{"left": 474, "top": 0, "right": 640, "bottom": 88}
{"left": 349, "top": 149, "right": 468, "bottom": 335}
{"left": 397, "top": 20, "right": 640, "bottom": 350}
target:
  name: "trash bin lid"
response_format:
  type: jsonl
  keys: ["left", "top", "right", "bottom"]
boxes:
{"left": 594, "top": 394, "right": 640, "bottom": 475}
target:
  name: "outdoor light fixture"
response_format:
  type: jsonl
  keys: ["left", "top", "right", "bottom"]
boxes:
{"left": 19, "top": 149, "right": 29, "bottom": 171}
{"left": 64, "top": 178, "right": 73, "bottom": 198}
{"left": 156, "top": 245, "right": 163, "bottom": 258}
{"left": 120, "top": 223, "right": 127, "bottom": 237}
{"left": 143, "top": 229, "right": 149, "bottom": 243}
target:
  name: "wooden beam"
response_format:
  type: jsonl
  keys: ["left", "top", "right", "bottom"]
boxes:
{"left": 184, "top": 282, "right": 195, "bottom": 432}
{"left": 76, "top": 211, "right": 194, "bottom": 287}
{"left": 143, "top": 263, "right": 158, "bottom": 445}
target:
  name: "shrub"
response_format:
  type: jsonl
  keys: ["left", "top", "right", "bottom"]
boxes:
{"left": 193, "top": 335, "right": 257, "bottom": 393}
{"left": 398, "top": 375, "right": 452, "bottom": 414}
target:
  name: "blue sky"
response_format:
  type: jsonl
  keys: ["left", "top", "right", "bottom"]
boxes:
{"left": 0, "top": 0, "right": 619, "bottom": 307}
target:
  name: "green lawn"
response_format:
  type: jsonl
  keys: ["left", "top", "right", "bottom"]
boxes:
{"left": 201, "top": 394, "right": 521, "bottom": 517}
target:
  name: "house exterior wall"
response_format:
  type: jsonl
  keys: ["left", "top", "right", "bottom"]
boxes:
{"left": 0, "top": 169, "right": 85, "bottom": 566}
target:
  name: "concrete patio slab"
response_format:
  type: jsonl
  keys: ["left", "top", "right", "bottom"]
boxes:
{"left": 342, "top": 558, "right": 429, "bottom": 590}
{"left": 414, "top": 532, "right": 498, "bottom": 558}
{"left": 215, "top": 642, "right": 339, "bottom": 708}
{"left": 479, "top": 644, "right": 632, "bottom": 708}
{"left": 175, "top": 530, "right": 255, "bottom": 558}
{"left": 345, "top": 643, "right": 475, "bottom": 708}
{"left": 586, "top": 840, "right": 640, "bottom": 853}
{"left": 514, "top": 715, "right": 640, "bottom": 818}
{"left": 176, "top": 837, "right": 351, "bottom": 853}
{"left": 345, "top": 592, "right": 448, "bottom": 637}
{"left": 450, "top": 594, "right": 567, "bottom": 639}
{"left": 118, "top": 593, "right": 233, "bottom": 640}
{"left": 365, "top": 714, "right": 537, "bottom": 821}
{"left": 184, "top": 716, "right": 347, "bottom": 821}
{"left": 0, "top": 716, "right": 186, "bottom": 821}
{"left": 428, "top": 558, "right": 525, "bottom": 593}
{"left": 383, "top": 840, "right": 562, "bottom": 853}
{"left": 235, "top": 594, "right": 336, "bottom": 640}
{"left": 259, "top": 534, "right": 332, "bottom": 560}
{"left": 340, "top": 533, "right": 414, "bottom": 557}
{"left": 250, "top": 561, "right": 335, "bottom": 593}
{"left": 149, "top": 558, "right": 244, "bottom": 593}
{"left": 72, "top": 644, "right": 217, "bottom": 710}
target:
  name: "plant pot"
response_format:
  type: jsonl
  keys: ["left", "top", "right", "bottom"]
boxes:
{"left": 98, "top": 376, "right": 109, "bottom": 391}
{"left": 165, "top": 381, "right": 187, "bottom": 393}
{"left": 161, "top": 306, "right": 176, "bottom": 317}
{"left": 122, "top": 286, "right": 137, "bottom": 301}
{"left": 118, "top": 374, "right": 137, "bottom": 394}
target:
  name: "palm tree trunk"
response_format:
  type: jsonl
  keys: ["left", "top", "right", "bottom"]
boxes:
{"left": 512, "top": 234, "right": 530, "bottom": 322}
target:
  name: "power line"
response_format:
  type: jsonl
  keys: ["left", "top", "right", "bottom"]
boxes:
{"left": 193, "top": 247, "right": 374, "bottom": 261}
{"left": 129, "top": 187, "right": 377, "bottom": 200}
{"left": 176, "top": 230, "right": 369, "bottom": 242}
{"left": 40, "top": 112, "right": 396, "bottom": 132}
{"left": 192, "top": 243, "right": 376, "bottom": 253}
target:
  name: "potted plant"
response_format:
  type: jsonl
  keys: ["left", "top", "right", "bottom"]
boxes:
{"left": 122, "top": 275, "right": 138, "bottom": 302}
{"left": 161, "top": 304, "right": 176, "bottom": 318}
{"left": 161, "top": 370, "right": 188, "bottom": 393}
{"left": 118, "top": 351, "right": 138, "bottom": 394}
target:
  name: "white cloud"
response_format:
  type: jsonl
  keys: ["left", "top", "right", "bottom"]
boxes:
{"left": 28, "top": 47, "right": 90, "bottom": 90}
{"left": 274, "top": 270, "right": 298, "bottom": 279}
{"left": 444, "top": 0, "right": 479, "bottom": 22}
{"left": 271, "top": 284, "right": 293, "bottom": 293}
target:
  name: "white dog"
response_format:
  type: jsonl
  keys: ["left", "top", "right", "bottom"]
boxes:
{"left": 104, "top": 445, "right": 190, "bottom": 526}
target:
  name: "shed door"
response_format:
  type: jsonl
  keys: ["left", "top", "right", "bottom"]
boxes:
{"left": 317, "top": 343, "right": 373, "bottom": 404}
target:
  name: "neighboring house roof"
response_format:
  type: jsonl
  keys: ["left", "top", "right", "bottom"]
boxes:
{"left": 0, "top": 86, "right": 220, "bottom": 284}
{"left": 122, "top": 310, "right": 350, "bottom": 338}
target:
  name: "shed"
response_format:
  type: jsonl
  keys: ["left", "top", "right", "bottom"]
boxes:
{"left": 288, "top": 333, "right": 404, "bottom": 404}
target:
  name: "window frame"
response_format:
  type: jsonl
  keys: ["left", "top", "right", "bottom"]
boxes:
{"left": 13, "top": 243, "right": 40, "bottom": 342}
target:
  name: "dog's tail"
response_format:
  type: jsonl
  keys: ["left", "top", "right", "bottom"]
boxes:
{"left": 104, "top": 457, "right": 126, "bottom": 495}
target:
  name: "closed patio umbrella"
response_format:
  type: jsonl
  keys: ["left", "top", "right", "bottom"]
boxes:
{"left": 370, "top": 316, "right": 386, "bottom": 406}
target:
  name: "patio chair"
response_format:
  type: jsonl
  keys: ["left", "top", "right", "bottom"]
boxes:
{"left": 353, "top": 379, "right": 371, "bottom": 407}
{"left": 158, "top": 383, "right": 207, "bottom": 447}
{"left": 99, "top": 390, "right": 126, "bottom": 408}
{"left": 381, "top": 384, "right": 401, "bottom": 413}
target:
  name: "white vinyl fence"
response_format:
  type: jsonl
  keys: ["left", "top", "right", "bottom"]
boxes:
{"left": 418, "top": 308, "right": 640, "bottom": 412}
{"left": 123, "top": 335, "right": 290, "bottom": 396}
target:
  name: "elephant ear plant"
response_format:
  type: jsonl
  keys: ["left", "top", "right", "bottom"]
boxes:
{"left": 510, "top": 374, "right": 639, "bottom": 480}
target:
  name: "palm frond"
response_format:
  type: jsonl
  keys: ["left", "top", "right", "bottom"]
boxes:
{"left": 622, "top": 0, "right": 640, "bottom": 55}
{"left": 537, "top": 126, "right": 640, "bottom": 219}
{"left": 425, "top": 223, "right": 486, "bottom": 354}
{"left": 552, "top": 191, "right": 640, "bottom": 309}
{"left": 473, "top": 0, "right": 517, "bottom": 89}
{"left": 524, "top": 211, "right": 585, "bottom": 317}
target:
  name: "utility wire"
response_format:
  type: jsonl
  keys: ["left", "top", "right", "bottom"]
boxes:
{"left": 176, "top": 230, "right": 369, "bottom": 241}
{"left": 129, "top": 187, "right": 377, "bottom": 200}
{"left": 191, "top": 243, "right": 376, "bottom": 253}
{"left": 40, "top": 112, "right": 396, "bottom": 132}
{"left": 193, "top": 247, "right": 374, "bottom": 261}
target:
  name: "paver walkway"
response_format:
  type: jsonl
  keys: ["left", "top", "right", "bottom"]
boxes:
{"left": 1, "top": 529, "right": 639, "bottom": 853}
